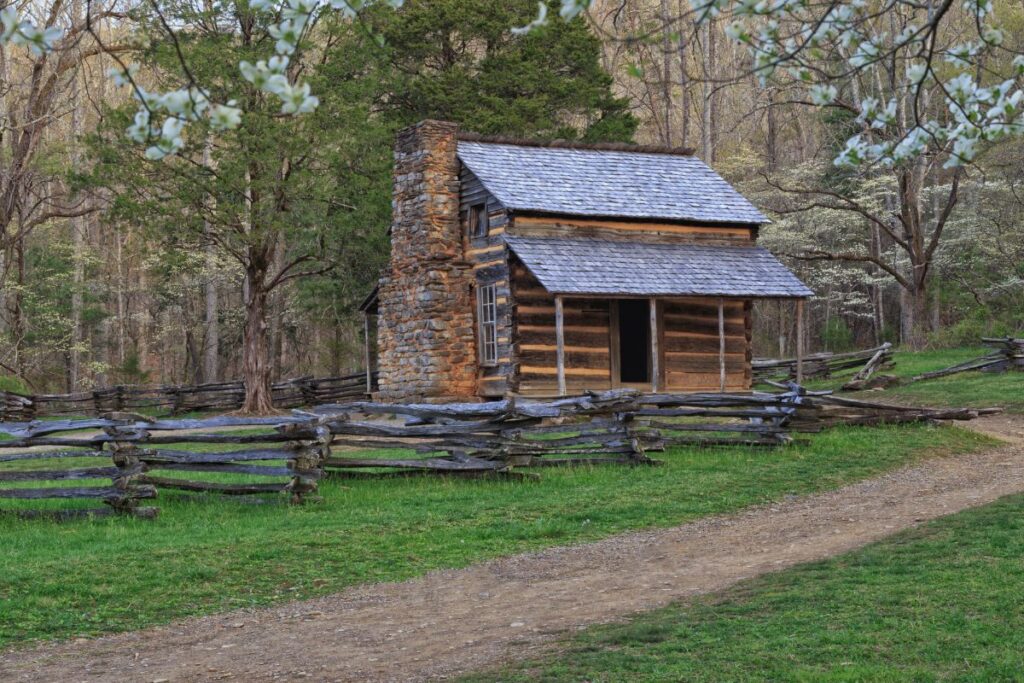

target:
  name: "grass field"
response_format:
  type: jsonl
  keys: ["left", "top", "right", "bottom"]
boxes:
{"left": 878, "top": 348, "right": 1024, "bottom": 413}
{"left": 467, "top": 491, "right": 1024, "bottom": 682}
{"left": 781, "top": 346, "right": 1024, "bottom": 413}
{"left": 0, "top": 422, "right": 991, "bottom": 650}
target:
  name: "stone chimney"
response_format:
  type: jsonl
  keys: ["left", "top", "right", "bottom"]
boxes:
{"left": 375, "top": 121, "right": 478, "bottom": 402}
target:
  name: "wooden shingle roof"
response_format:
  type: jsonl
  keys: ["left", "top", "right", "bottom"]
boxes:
{"left": 457, "top": 140, "right": 768, "bottom": 225}
{"left": 505, "top": 235, "right": 813, "bottom": 299}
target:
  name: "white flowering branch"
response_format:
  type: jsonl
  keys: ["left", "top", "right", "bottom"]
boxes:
{"left": 0, "top": 0, "right": 405, "bottom": 161}
{"left": 541, "top": 0, "right": 1024, "bottom": 169}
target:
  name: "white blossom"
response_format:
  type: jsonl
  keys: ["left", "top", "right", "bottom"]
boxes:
{"left": 210, "top": 103, "right": 243, "bottom": 130}
{"left": 512, "top": 2, "right": 549, "bottom": 35}
{"left": 905, "top": 62, "right": 927, "bottom": 85}
{"left": 809, "top": 84, "right": 838, "bottom": 105}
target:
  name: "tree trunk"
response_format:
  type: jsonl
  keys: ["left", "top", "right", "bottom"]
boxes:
{"left": 9, "top": 235, "right": 26, "bottom": 374}
{"left": 202, "top": 140, "right": 219, "bottom": 384}
{"left": 240, "top": 267, "right": 275, "bottom": 414}
{"left": 701, "top": 18, "right": 717, "bottom": 162}
{"left": 766, "top": 88, "right": 778, "bottom": 173}
{"left": 676, "top": 0, "right": 690, "bottom": 148}
{"left": 900, "top": 280, "right": 930, "bottom": 350}
{"left": 659, "top": 0, "right": 673, "bottom": 146}
{"left": 870, "top": 223, "right": 884, "bottom": 346}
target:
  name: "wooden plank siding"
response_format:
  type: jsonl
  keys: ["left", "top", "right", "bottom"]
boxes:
{"left": 661, "top": 298, "right": 750, "bottom": 391}
{"left": 460, "top": 166, "right": 514, "bottom": 397}
{"left": 510, "top": 259, "right": 613, "bottom": 396}
{"left": 511, "top": 214, "right": 756, "bottom": 244}
{"left": 456, "top": 179, "right": 758, "bottom": 398}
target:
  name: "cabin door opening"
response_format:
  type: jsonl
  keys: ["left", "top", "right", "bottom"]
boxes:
{"left": 616, "top": 299, "right": 651, "bottom": 384}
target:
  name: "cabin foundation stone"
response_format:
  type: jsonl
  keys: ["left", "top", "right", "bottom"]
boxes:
{"left": 376, "top": 121, "right": 478, "bottom": 402}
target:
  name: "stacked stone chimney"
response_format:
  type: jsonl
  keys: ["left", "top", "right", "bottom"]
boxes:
{"left": 375, "top": 121, "right": 478, "bottom": 402}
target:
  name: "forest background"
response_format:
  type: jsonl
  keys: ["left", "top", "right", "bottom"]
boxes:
{"left": 1, "top": 0, "right": 1021, "bottom": 395}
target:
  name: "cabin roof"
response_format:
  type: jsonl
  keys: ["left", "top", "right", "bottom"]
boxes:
{"left": 505, "top": 235, "right": 813, "bottom": 299}
{"left": 456, "top": 140, "right": 768, "bottom": 225}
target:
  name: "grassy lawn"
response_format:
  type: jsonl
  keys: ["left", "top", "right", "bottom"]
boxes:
{"left": 0, "top": 422, "right": 992, "bottom": 650}
{"left": 466, "top": 491, "right": 1024, "bottom": 682}
{"left": 878, "top": 348, "right": 1024, "bottom": 413}
{"left": 768, "top": 347, "right": 1024, "bottom": 413}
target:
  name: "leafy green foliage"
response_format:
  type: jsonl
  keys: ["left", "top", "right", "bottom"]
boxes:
{"left": 370, "top": 0, "right": 637, "bottom": 141}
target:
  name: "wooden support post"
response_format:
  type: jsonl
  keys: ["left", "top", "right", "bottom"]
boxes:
{"left": 363, "top": 313, "right": 373, "bottom": 395}
{"left": 718, "top": 298, "right": 726, "bottom": 392}
{"left": 649, "top": 298, "right": 659, "bottom": 393}
{"left": 795, "top": 299, "right": 805, "bottom": 385}
{"left": 555, "top": 296, "right": 567, "bottom": 396}
{"left": 609, "top": 301, "right": 621, "bottom": 389}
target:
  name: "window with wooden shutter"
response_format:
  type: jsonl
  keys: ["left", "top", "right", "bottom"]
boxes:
{"left": 469, "top": 203, "right": 489, "bottom": 238}
{"left": 477, "top": 284, "right": 498, "bottom": 366}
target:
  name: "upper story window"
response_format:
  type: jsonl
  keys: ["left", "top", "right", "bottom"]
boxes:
{"left": 477, "top": 283, "right": 498, "bottom": 366}
{"left": 468, "top": 203, "right": 489, "bottom": 238}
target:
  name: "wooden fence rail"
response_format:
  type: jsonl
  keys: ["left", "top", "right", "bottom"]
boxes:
{"left": 753, "top": 343, "right": 894, "bottom": 383}
{"left": 0, "top": 387, "right": 996, "bottom": 520}
{"left": 0, "top": 372, "right": 376, "bottom": 421}
{"left": 911, "top": 337, "right": 1024, "bottom": 382}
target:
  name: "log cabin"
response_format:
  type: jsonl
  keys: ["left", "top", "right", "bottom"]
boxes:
{"left": 361, "top": 120, "right": 812, "bottom": 402}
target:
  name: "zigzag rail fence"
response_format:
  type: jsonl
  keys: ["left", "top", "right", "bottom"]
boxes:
{"left": 753, "top": 343, "right": 895, "bottom": 385}
{"left": 0, "top": 388, "right": 995, "bottom": 520}
{"left": 911, "top": 337, "right": 1024, "bottom": 382}
{"left": 0, "top": 372, "right": 376, "bottom": 421}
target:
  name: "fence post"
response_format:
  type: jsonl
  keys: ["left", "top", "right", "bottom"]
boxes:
{"left": 286, "top": 423, "right": 331, "bottom": 504}
{"left": 104, "top": 424, "right": 158, "bottom": 518}
{"left": 170, "top": 387, "right": 183, "bottom": 415}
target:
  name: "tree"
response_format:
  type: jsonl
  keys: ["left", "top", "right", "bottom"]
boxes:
{"left": 0, "top": 0, "right": 127, "bottom": 377}
{"left": 91, "top": 3, "right": 391, "bottom": 413}
{"left": 371, "top": 0, "right": 636, "bottom": 141}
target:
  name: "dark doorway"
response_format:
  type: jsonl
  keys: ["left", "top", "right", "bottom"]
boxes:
{"left": 617, "top": 300, "right": 650, "bottom": 383}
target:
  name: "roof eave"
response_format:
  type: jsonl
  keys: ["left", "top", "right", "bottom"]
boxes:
{"left": 508, "top": 208, "right": 767, "bottom": 229}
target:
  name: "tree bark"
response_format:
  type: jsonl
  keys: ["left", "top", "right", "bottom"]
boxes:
{"left": 701, "top": 18, "right": 717, "bottom": 162}
{"left": 659, "top": 0, "right": 673, "bottom": 146}
{"left": 766, "top": 88, "right": 778, "bottom": 173}
{"left": 201, "top": 139, "right": 219, "bottom": 384}
{"left": 676, "top": 0, "right": 690, "bottom": 148}
{"left": 68, "top": 56, "right": 84, "bottom": 391}
{"left": 240, "top": 266, "right": 275, "bottom": 414}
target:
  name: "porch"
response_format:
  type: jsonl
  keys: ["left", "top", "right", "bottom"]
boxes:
{"left": 506, "top": 235, "right": 813, "bottom": 397}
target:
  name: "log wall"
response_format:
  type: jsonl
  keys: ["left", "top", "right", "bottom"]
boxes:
{"left": 509, "top": 260, "right": 752, "bottom": 395}
{"left": 511, "top": 215, "right": 756, "bottom": 244}
{"left": 661, "top": 298, "right": 752, "bottom": 391}
{"left": 460, "top": 166, "right": 514, "bottom": 397}
{"left": 510, "top": 260, "right": 613, "bottom": 395}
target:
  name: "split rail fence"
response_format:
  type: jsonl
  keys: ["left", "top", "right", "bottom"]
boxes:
{"left": 753, "top": 343, "right": 894, "bottom": 383}
{"left": 911, "top": 337, "right": 1024, "bottom": 382}
{"left": 0, "top": 388, "right": 993, "bottom": 520}
{"left": 0, "top": 372, "right": 375, "bottom": 421}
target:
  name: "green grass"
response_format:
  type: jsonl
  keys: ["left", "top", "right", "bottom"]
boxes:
{"left": 766, "top": 347, "right": 1024, "bottom": 414}
{"left": 878, "top": 348, "right": 1024, "bottom": 413}
{"left": 466, "top": 491, "right": 1024, "bottom": 682}
{"left": 0, "top": 423, "right": 991, "bottom": 650}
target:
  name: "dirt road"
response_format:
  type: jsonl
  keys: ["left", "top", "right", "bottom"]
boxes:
{"left": 2, "top": 415, "right": 1022, "bottom": 682}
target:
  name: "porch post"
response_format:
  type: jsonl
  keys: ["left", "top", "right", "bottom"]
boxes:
{"left": 649, "top": 298, "right": 659, "bottom": 393}
{"left": 555, "top": 295, "right": 566, "bottom": 396}
{"left": 718, "top": 299, "right": 726, "bottom": 392}
{"left": 795, "top": 299, "right": 805, "bottom": 385}
{"left": 363, "top": 312, "right": 373, "bottom": 394}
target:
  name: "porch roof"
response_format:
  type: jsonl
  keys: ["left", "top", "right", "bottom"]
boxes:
{"left": 505, "top": 235, "right": 813, "bottom": 299}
